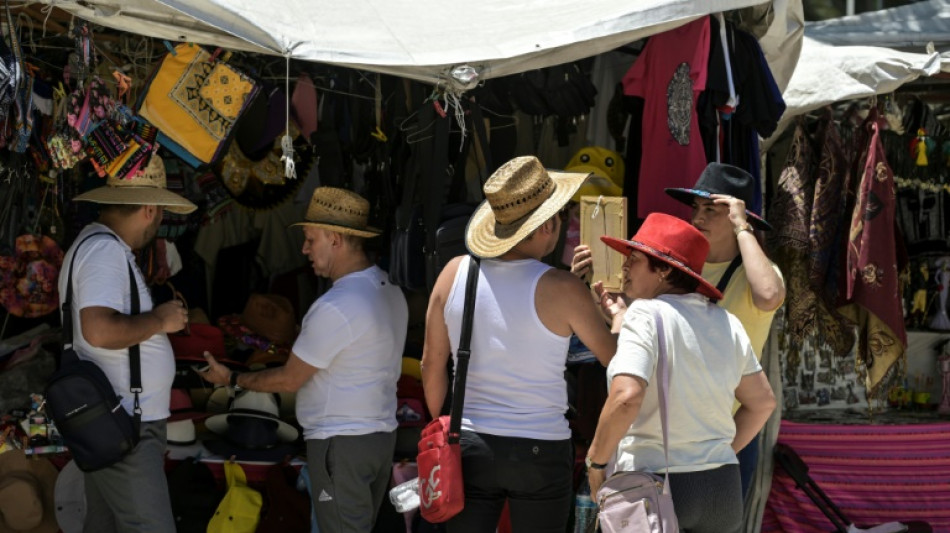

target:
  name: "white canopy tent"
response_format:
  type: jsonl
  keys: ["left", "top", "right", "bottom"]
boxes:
{"left": 33, "top": 0, "right": 801, "bottom": 91}
{"left": 767, "top": 36, "right": 948, "bottom": 146}
{"left": 806, "top": 0, "right": 950, "bottom": 52}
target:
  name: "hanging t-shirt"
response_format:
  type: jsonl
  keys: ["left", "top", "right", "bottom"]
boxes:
{"left": 623, "top": 17, "right": 710, "bottom": 222}
{"left": 700, "top": 17, "right": 787, "bottom": 215}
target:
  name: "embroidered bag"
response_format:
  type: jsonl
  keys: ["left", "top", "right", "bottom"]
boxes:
{"left": 138, "top": 43, "right": 258, "bottom": 165}
{"left": 417, "top": 256, "right": 479, "bottom": 523}
{"left": 595, "top": 306, "right": 679, "bottom": 532}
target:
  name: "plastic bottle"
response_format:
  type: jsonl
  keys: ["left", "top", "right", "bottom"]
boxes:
{"left": 574, "top": 478, "right": 598, "bottom": 533}
{"left": 389, "top": 476, "right": 421, "bottom": 513}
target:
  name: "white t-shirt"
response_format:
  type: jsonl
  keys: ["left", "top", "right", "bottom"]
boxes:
{"left": 293, "top": 265, "right": 408, "bottom": 440}
{"left": 608, "top": 294, "right": 761, "bottom": 474}
{"left": 57, "top": 223, "right": 175, "bottom": 422}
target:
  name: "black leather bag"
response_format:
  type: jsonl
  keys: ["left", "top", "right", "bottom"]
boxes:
{"left": 390, "top": 204, "right": 427, "bottom": 292}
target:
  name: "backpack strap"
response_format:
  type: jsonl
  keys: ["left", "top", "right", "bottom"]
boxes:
{"left": 62, "top": 231, "right": 143, "bottom": 433}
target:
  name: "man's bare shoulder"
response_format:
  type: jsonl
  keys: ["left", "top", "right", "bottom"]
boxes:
{"left": 539, "top": 267, "right": 589, "bottom": 297}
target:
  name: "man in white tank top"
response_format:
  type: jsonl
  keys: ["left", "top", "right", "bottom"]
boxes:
{"left": 422, "top": 156, "right": 626, "bottom": 532}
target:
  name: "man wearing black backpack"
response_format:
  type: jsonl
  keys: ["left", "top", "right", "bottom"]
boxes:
{"left": 58, "top": 154, "right": 194, "bottom": 532}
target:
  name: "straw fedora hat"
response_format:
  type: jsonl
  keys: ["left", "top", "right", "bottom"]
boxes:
{"left": 664, "top": 162, "right": 771, "bottom": 231}
{"left": 73, "top": 154, "right": 197, "bottom": 215}
{"left": 466, "top": 156, "right": 590, "bottom": 258}
{"left": 601, "top": 212, "right": 722, "bottom": 300}
{"left": 291, "top": 187, "right": 380, "bottom": 238}
{"left": 0, "top": 450, "right": 59, "bottom": 533}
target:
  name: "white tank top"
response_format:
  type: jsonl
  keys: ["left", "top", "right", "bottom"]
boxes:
{"left": 444, "top": 256, "right": 571, "bottom": 440}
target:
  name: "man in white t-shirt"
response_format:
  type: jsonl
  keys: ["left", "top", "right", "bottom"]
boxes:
{"left": 201, "top": 187, "right": 408, "bottom": 533}
{"left": 59, "top": 155, "right": 195, "bottom": 533}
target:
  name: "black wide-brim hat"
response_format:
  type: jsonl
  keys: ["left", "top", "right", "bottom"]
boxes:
{"left": 665, "top": 162, "right": 772, "bottom": 231}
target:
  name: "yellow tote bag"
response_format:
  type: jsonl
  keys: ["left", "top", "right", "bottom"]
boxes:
{"left": 139, "top": 43, "right": 258, "bottom": 164}
{"left": 207, "top": 461, "right": 262, "bottom": 533}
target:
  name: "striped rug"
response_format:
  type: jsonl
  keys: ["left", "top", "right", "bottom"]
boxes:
{"left": 762, "top": 420, "right": 950, "bottom": 532}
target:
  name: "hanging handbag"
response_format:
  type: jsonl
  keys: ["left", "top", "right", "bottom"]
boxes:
{"left": 417, "top": 256, "right": 480, "bottom": 523}
{"left": 596, "top": 307, "right": 679, "bottom": 533}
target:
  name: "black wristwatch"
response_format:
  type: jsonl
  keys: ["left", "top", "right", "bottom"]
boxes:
{"left": 229, "top": 371, "right": 242, "bottom": 391}
{"left": 585, "top": 456, "right": 607, "bottom": 470}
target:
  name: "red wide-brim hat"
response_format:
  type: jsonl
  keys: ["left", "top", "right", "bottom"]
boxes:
{"left": 601, "top": 212, "right": 722, "bottom": 300}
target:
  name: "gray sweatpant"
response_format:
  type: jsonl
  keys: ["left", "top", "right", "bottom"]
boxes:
{"left": 83, "top": 420, "right": 175, "bottom": 533}
{"left": 307, "top": 431, "right": 397, "bottom": 533}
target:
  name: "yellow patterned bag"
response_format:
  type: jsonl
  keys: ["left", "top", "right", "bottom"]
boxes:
{"left": 138, "top": 43, "right": 258, "bottom": 164}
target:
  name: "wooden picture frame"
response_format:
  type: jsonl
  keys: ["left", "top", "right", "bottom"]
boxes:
{"left": 579, "top": 195, "right": 627, "bottom": 292}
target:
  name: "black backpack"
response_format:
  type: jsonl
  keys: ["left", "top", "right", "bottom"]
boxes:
{"left": 45, "top": 232, "right": 143, "bottom": 472}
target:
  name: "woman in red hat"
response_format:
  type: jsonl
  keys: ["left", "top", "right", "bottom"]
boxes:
{"left": 584, "top": 213, "right": 775, "bottom": 533}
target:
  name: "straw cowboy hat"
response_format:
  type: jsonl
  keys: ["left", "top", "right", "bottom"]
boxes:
{"left": 466, "top": 156, "right": 590, "bottom": 258}
{"left": 73, "top": 154, "right": 197, "bottom": 215}
{"left": 0, "top": 450, "right": 59, "bottom": 533}
{"left": 601, "top": 212, "right": 722, "bottom": 300}
{"left": 291, "top": 187, "right": 380, "bottom": 238}
{"left": 664, "top": 162, "right": 772, "bottom": 231}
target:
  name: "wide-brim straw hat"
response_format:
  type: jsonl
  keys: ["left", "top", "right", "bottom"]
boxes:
{"left": 601, "top": 212, "right": 722, "bottom": 300}
{"left": 73, "top": 154, "right": 197, "bottom": 215}
{"left": 290, "top": 186, "right": 380, "bottom": 238}
{"left": 466, "top": 156, "right": 589, "bottom": 258}
{"left": 0, "top": 450, "right": 59, "bottom": 533}
{"left": 664, "top": 162, "right": 771, "bottom": 231}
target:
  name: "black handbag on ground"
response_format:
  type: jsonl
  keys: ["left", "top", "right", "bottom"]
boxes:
{"left": 45, "top": 232, "right": 143, "bottom": 472}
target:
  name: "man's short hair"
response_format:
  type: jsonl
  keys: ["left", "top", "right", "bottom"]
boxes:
{"left": 99, "top": 204, "right": 145, "bottom": 216}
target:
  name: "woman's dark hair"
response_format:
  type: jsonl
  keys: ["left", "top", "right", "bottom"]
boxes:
{"left": 645, "top": 255, "right": 699, "bottom": 293}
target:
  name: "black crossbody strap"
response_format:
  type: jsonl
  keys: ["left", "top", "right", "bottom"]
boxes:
{"left": 127, "top": 261, "right": 142, "bottom": 434}
{"left": 61, "top": 230, "right": 143, "bottom": 433}
{"left": 715, "top": 255, "right": 743, "bottom": 298}
{"left": 448, "top": 255, "right": 480, "bottom": 443}
{"left": 62, "top": 232, "right": 112, "bottom": 350}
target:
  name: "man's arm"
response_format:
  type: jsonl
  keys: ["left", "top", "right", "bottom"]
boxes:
{"left": 200, "top": 351, "right": 317, "bottom": 393}
{"left": 80, "top": 300, "right": 187, "bottom": 350}
{"left": 736, "top": 231, "right": 785, "bottom": 311}
{"left": 732, "top": 370, "right": 776, "bottom": 453}
{"left": 537, "top": 270, "right": 623, "bottom": 366}
{"left": 421, "top": 256, "right": 462, "bottom": 419}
